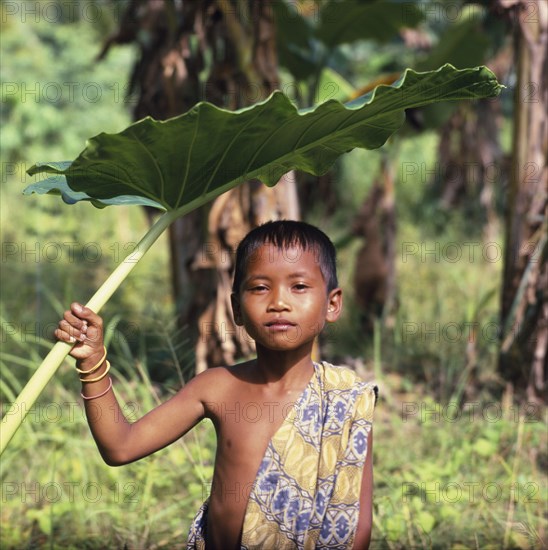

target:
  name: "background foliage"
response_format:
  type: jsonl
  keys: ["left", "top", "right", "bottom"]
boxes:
{"left": 0, "top": 1, "right": 545, "bottom": 548}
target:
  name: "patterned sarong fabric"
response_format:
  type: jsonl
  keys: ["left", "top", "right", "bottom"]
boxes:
{"left": 187, "top": 362, "right": 377, "bottom": 549}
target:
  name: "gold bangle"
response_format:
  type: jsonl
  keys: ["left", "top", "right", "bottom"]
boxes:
{"left": 75, "top": 346, "right": 107, "bottom": 375}
{"left": 80, "top": 360, "right": 111, "bottom": 383}
{"left": 81, "top": 378, "right": 113, "bottom": 400}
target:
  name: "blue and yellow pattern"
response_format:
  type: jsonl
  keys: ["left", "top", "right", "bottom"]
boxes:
{"left": 187, "top": 362, "right": 377, "bottom": 549}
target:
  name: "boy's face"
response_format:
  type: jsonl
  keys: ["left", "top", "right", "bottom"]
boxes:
{"left": 231, "top": 243, "right": 342, "bottom": 353}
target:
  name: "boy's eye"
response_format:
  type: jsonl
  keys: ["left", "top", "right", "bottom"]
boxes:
{"left": 293, "top": 283, "right": 309, "bottom": 291}
{"left": 249, "top": 285, "right": 268, "bottom": 292}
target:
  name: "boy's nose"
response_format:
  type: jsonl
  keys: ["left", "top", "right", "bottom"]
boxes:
{"left": 267, "top": 288, "right": 290, "bottom": 311}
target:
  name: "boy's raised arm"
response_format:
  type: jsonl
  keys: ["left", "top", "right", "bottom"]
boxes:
{"left": 56, "top": 303, "right": 208, "bottom": 466}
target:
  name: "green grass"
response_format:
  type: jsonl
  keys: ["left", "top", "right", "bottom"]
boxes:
{"left": 1, "top": 348, "right": 545, "bottom": 548}
{"left": 373, "top": 381, "right": 547, "bottom": 549}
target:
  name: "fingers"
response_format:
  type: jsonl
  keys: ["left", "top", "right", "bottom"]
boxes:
{"left": 64, "top": 309, "right": 87, "bottom": 333}
{"left": 55, "top": 302, "right": 104, "bottom": 348}
{"left": 70, "top": 302, "right": 103, "bottom": 329}
{"left": 56, "top": 319, "right": 86, "bottom": 344}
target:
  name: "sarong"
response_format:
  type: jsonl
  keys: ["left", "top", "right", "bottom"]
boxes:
{"left": 187, "top": 361, "right": 377, "bottom": 549}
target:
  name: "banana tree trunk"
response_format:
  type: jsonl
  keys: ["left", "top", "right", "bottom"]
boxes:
{"left": 498, "top": 0, "right": 547, "bottom": 403}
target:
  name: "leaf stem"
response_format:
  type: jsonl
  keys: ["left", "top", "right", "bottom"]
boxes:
{"left": 0, "top": 209, "right": 179, "bottom": 455}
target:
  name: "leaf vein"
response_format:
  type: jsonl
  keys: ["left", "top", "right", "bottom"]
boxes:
{"left": 71, "top": 166, "right": 165, "bottom": 207}
{"left": 292, "top": 109, "right": 338, "bottom": 150}
{"left": 177, "top": 108, "right": 201, "bottom": 207}
{"left": 202, "top": 107, "right": 265, "bottom": 196}
{"left": 127, "top": 127, "right": 166, "bottom": 203}
{"left": 243, "top": 116, "right": 297, "bottom": 175}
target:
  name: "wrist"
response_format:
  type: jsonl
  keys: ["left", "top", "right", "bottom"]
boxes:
{"left": 77, "top": 347, "right": 106, "bottom": 372}
{"left": 80, "top": 360, "right": 111, "bottom": 384}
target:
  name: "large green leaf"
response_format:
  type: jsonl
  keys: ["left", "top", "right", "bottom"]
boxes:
{"left": 25, "top": 65, "right": 502, "bottom": 212}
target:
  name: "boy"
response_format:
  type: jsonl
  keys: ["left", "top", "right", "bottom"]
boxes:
{"left": 56, "top": 220, "right": 377, "bottom": 549}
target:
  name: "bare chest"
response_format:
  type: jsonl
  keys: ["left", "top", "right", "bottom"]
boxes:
{"left": 210, "top": 394, "right": 299, "bottom": 454}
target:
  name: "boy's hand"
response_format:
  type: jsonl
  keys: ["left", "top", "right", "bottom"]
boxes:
{"left": 55, "top": 302, "right": 104, "bottom": 365}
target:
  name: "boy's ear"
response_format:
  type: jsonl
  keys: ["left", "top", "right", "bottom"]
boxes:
{"left": 326, "top": 288, "right": 343, "bottom": 322}
{"left": 231, "top": 293, "right": 243, "bottom": 326}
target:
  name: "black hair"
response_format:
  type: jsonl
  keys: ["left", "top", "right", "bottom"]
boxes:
{"left": 232, "top": 220, "right": 338, "bottom": 293}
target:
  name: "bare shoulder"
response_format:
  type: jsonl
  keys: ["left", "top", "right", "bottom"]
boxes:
{"left": 184, "top": 365, "right": 231, "bottom": 395}
{"left": 195, "top": 361, "right": 259, "bottom": 418}
{"left": 184, "top": 361, "right": 253, "bottom": 402}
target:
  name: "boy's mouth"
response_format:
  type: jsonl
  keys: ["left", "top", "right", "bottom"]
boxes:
{"left": 265, "top": 318, "right": 297, "bottom": 329}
